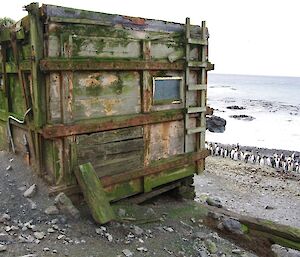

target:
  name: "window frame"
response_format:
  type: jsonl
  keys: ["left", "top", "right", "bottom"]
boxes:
{"left": 152, "top": 76, "right": 183, "bottom": 105}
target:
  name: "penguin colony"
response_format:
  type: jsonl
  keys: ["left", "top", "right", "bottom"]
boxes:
{"left": 206, "top": 142, "right": 300, "bottom": 173}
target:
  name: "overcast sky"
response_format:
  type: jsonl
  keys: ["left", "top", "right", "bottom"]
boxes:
{"left": 1, "top": 0, "right": 299, "bottom": 77}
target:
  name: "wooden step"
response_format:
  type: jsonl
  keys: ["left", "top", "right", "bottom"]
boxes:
{"left": 188, "top": 84, "right": 207, "bottom": 90}
{"left": 187, "top": 126, "right": 206, "bottom": 135}
{"left": 187, "top": 106, "right": 206, "bottom": 114}
{"left": 188, "top": 38, "right": 208, "bottom": 45}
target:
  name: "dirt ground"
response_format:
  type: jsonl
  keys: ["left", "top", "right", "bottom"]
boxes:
{"left": 195, "top": 156, "right": 300, "bottom": 228}
{"left": 0, "top": 150, "right": 299, "bottom": 257}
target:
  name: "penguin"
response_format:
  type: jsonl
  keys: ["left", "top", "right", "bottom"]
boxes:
{"left": 259, "top": 156, "right": 265, "bottom": 166}
{"left": 215, "top": 144, "right": 220, "bottom": 156}
{"left": 282, "top": 160, "right": 288, "bottom": 172}
{"left": 288, "top": 160, "right": 294, "bottom": 172}
{"left": 230, "top": 148, "right": 235, "bottom": 159}
{"left": 266, "top": 157, "right": 272, "bottom": 167}
{"left": 275, "top": 158, "right": 280, "bottom": 169}
{"left": 233, "top": 150, "right": 239, "bottom": 161}
{"left": 220, "top": 147, "right": 224, "bottom": 158}
{"left": 224, "top": 148, "right": 228, "bottom": 158}
{"left": 250, "top": 154, "right": 255, "bottom": 164}
{"left": 295, "top": 162, "right": 299, "bottom": 173}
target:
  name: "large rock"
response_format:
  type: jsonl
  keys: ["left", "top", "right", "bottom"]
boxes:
{"left": 218, "top": 218, "right": 244, "bottom": 235}
{"left": 272, "top": 244, "right": 300, "bottom": 257}
{"left": 54, "top": 193, "right": 80, "bottom": 219}
{"left": 206, "top": 115, "right": 226, "bottom": 133}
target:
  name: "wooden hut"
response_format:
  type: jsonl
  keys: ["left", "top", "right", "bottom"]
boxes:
{"left": 0, "top": 3, "right": 213, "bottom": 216}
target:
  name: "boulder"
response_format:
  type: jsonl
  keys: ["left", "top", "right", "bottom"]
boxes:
{"left": 206, "top": 115, "right": 226, "bottom": 133}
{"left": 54, "top": 193, "right": 80, "bottom": 219}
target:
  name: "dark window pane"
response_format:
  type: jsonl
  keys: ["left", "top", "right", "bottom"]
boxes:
{"left": 153, "top": 78, "right": 181, "bottom": 102}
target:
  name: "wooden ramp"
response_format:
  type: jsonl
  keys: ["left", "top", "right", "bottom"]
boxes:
{"left": 76, "top": 163, "right": 115, "bottom": 224}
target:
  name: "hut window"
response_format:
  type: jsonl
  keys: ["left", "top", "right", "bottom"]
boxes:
{"left": 153, "top": 77, "right": 183, "bottom": 105}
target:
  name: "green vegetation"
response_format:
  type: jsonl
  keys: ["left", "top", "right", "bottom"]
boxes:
{"left": 0, "top": 17, "right": 15, "bottom": 28}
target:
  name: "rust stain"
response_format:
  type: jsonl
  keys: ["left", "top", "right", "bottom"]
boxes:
{"left": 85, "top": 73, "right": 101, "bottom": 87}
{"left": 100, "top": 74, "right": 118, "bottom": 88}
{"left": 161, "top": 122, "right": 170, "bottom": 158}
{"left": 123, "top": 16, "right": 146, "bottom": 25}
{"left": 99, "top": 98, "right": 120, "bottom": 116}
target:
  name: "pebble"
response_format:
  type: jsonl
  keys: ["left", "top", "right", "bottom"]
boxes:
{"left": 0, "top": 213, "right": 11, "bottom": 222}
{"left": 232, "top": 249, "right": 242, "bottom": 254}
{"left": 45, "top": 205, "right": 59, "bottom": 215}
{"left": 122, "top": 249, "right": 133, "bottom": 257}
{"left": 137, "top": 247, "right": 148, "bottom": 252}
{"left": 26, "top": 199, "right": 37, "bottom": 210}
{"left": 164, "top": 227, "right": 174, "bottom": 232}
{"left": 105, "top": 233, "right": 113, "bottom": 242}
{"left": 33, "top": 231, "right": 45, "bottom": 240}
{"left": 133, "top": 225, "right": 144, "bottom": 236}
{"left": 6, "top": 165, "right": 12, "bottom": 171}
{"left": 23, "top": 184, "right": 37, "bottom": 198}
{"left": 47, "top": 228, "right": 55, "bottom": 233}
{"left": 206, "top": 197, "right": 222, "bottom": 208}
{"left": 57, "top": 234, "right": 65, "bottom": 240}
{"left": 0, "top": 244, "right": 7, "bottom": 252}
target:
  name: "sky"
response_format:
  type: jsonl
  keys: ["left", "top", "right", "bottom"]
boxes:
{"left": 1, "top": 0, "right": 300, "bottom": 77}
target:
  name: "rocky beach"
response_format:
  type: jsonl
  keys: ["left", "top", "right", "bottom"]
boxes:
{"left": 1, "top": 149, "right": 300, "bottom": 257}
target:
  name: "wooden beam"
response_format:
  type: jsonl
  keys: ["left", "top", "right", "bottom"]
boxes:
{"left": 40, "top": 58, "right": 185, "bottom": 71}
{"left": 48, "top": 149, "right": 210, "bottom": 196}
{"left": 27, "top": 2, "right": 45, "bottom": 128}
{"left": 76, "top": 163, "right": 115, "bottom": 224}
{"left": 42, "top": 109, "right": 184, "bottom": 139}
{"left": 100, "top": 150, "right": 210, "bottom": 187}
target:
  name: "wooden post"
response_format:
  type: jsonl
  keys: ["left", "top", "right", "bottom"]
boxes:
{"left": 26, "top": 2, "right": 45, "bottom": 128}
{"left": 76, "top": 163, "right": 115, "bottom": 224}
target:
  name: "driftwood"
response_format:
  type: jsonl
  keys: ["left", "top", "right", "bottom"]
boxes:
{"left": 205, "top": 204, "right": 300, "bottom": 252}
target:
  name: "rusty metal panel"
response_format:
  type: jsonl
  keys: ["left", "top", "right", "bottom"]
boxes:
{"left": 148, "top": 121, "right": 184, "bottom": 162}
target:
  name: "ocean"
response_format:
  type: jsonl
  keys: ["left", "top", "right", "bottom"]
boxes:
{"left": 206, "top": 73, "right": 300, "bottom": 151}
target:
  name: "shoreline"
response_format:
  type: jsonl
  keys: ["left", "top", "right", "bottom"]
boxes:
{"left": 206, "top": 141, "right": 300, "bottom": 157}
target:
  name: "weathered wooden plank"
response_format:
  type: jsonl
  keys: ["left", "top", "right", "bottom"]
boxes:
{"left": 40, "top": 58, "right": 184, "bottom": 71}
{"left": 149, "top": 121, "right": 184, "bottom": 161}
{"left": 77, "top": 126, "right": 143, "bottom": 145}
{"left": 72, "top": 71, "right": 141, "bottom": 121}
{"left": 76, "top": 163, "right": 115, "bottom": 224}
{"left": 101, "top": 150, "right": 209, "bottom": 187}
{"left": 77, "top": 138, "right": 144, "bottom": 159}
{"left": 42, "top": 109, "right": 184, "bottom": 139}
{"left": 48, "top": 149, "right": 210, "bottom": 197}
{"left": 144, "top": 165, "right": 194, "bottom": 192}
{"left": 43, "top": 4, "right": 186, "bottom": 33}
{"left": 76, "top": 127, "right": 144, "bottom": 177}
{"left": 27, "top": 2, "right": 45, "bottom": 128}
{"left": 93, "top": 154, "right": 143, "bottom": 177}
{"left": 71, "top": 36, "right": 141, "bottom": 58}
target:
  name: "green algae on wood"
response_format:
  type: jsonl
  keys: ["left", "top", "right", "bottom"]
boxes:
{"left": 77, "top": 162, "right": 115, "bottom": 224}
